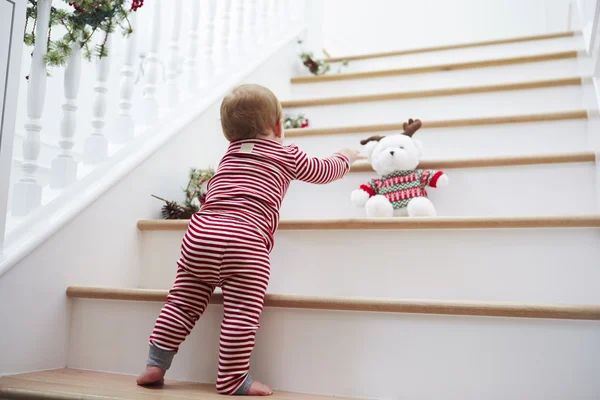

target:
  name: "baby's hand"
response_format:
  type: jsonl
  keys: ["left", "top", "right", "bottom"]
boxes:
{"left": 337, "top": 148, "right": 366, "bottom": 164}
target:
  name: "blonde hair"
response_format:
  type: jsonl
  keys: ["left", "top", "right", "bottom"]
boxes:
{"left": 220, "top": 84, "right": 283, "bottom": 142}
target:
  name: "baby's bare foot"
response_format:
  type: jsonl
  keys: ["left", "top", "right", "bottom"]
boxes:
{"left": 136, "top": 366, "right": 165, "bottom": 386}
{"left": 247, "top": 380, "right": 273, "bottom": 396}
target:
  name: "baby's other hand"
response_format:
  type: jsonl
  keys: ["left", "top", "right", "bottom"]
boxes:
{"left": 337, "top": 148, "right": 366, "bottom": 164}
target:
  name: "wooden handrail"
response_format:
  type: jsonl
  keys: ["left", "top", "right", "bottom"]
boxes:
{"left": 325, "top": 31, "right": 577, "bottom": 62}
{"left": 285, "top": 111, "right": 588, "bottom": 138}
{"left": 350, "top": 152, "right": 595, "bottom": 173}
{"left": 137, "top": 215, "right": 600, "bottom": 232}
{"left": 281, "top": 78, "right": 583, "bottom": 108}
{"left": 66, "top": 286, "right": 600, "bottom": 321}
{"left": 291, "top": 51, "right": 579, "bottom": 84}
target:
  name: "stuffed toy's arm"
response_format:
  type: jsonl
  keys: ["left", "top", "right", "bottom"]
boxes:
{"left": 420, "top": 170, "right": 449, "bottom": 188}
{"left": 351, "top": 181, "right": 377, "bottom": 207}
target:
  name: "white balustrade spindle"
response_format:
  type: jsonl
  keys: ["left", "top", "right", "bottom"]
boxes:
{"left": 200, "top": 0, "right": 217, "bottom": 85}
{"left": 258, "top": 0, "right": 270, "bottom": 45}
{"left": 229, "top": 0, "right": 244, "bottom": 59}
{"left": 51, "top": 41, "right": 81, "bottom": 189}
{"left": 243, "top": 0, "right": 259, "bottom": 52}
{"left": 185, "top": 0, "right": 201, "bottom": 94}
{"left": 142, "top": 0, "right": 162, "bottom": 125}
{"left": 214, "top": 0, "right": 232, "bottom": 75}
{"left": 113, "top": 11, "right": 138, "bottom": 144}
{"left": 83, "top": 34, "right": 112, "bottom": 164}
{"left": 167, "top": 0, "right": 182, "bottom": 106}
{"left": 12, "top": 0, "right": 52, "bottom": 216}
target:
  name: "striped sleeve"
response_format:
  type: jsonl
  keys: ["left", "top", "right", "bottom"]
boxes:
{"left": 292, "top": 147, "right": 351, "bottom": 184}
{"left": 420, "top": 169, "right": 444, "bottom": 188}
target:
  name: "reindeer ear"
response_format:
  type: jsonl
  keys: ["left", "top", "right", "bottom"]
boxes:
{"left": 360, "top": 135, "right": 384, "bottom": 160}
{"left": 402, "top": 119, "right": 422, "bottom": 138}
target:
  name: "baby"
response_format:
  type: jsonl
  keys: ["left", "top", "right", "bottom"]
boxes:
{"left": 137, "top": 84, "right": 363, "bottom": 395}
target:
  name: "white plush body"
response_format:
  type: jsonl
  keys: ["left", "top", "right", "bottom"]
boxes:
{"left": 351, "top": 134, "right": 449, "bottom": 217}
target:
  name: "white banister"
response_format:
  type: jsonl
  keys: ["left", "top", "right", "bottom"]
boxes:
{"left": 11, "top": 0, "right": 52, "bottom": 216}
{"left": 258, "top": 0, "right": 269, "bottom": 45}
{"left": 83, "top": 33, "right": 112, "bottom": 164}
{"left": 200, "top": 0, "right": 217, "bottom": 86}
{"left": 214, "top": 0, "right": 232, "bottom": 75}
{"left": 0, "top": 0, "right": 27, "bottom": 249}
{"left": 229, "top": 0, "right": 244, "bottom": 60}
{"left": 142, "top": 0, "right": 162, "bottom": 125}
{"left": 113, "top": 11, "right": 138, "bottom": 145}
{"left": 185, "top": 0, "right": 201, "bottom": 94}
{"left": 166, "top": 0, "right": 183, "bottom": 106}
{"left": 244, "top": 0, "right": 258, "bottom": 52}
{"left": 51, "top": 40, "right": 81, "bottom": 188}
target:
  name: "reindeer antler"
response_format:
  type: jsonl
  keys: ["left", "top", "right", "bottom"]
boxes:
{"left": 402, "top": 119, "right": 422, "bottom": 137}
{"left": 360, "top": 135, "right": 385, "bottom": 145}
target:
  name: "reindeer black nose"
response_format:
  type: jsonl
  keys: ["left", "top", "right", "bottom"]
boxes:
{"left": 389, "top": 151, "right": 395, "bottom": 156}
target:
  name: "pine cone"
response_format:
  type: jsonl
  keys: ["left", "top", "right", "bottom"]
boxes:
{"left": 153, "top": 195, "right": 196, "bottom": 220}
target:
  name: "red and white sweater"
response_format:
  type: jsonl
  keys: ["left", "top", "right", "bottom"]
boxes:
{"left": 359, "top": 169, "right": 444, "bottom": 209}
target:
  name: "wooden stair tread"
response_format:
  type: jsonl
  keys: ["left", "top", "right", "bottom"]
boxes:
{"left": 285, "top": 111, "right": 588, "bottom": 137}
{"left": 66, "top": 286, "right": 600, "bottom": 321}
{"left": 350, "top": 152, "right": 595, "bottom": 172}
{"left": 291, "top": 51, "right": 579, "bottom": 84}
{"left": 325, "top": 31, "right": 578, "bottom": 62}
{"left": 0, "top": 369, "right": 345, "bottom": 399}
{"left": 137, "top": 215, "right": 600, "bottom": 232}
{"left": 281, "top": 77, "right": 584, "bottom": 108}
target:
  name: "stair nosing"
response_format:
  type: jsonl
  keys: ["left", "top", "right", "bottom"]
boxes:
{"left": 282, "top": 77, "right": 584, "bottom": 108}
{"left": 136, "top": 215, "right": 600, "bottom": 232}
{"left": 66, "top": 286, "right": 600, "bottom": 321}
{"left": 325, "top": 31, "right": 578, "bottom": 63}
{"left": 292, "top": 51, "right": 580, "bottom": 84}
{"left": 285, "top": 111, "right": 589, "bottom": 137}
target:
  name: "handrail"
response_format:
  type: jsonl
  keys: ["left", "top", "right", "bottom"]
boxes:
{"left": 137, "top": 215, "right": 600, "bottom": 232}
{"left": 324, "top": 31, "right": 578, "bottom": 62}
{"left": 285, "top": 111, "right": 588, "bottom": 137}
{"left": 66, "top": 286, "right": 600, "bottom": 321}
{"left": 291, "top": 51, "right": 579, "bottom": 84}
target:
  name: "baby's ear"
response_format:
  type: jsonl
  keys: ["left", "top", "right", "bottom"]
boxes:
{"left": 413, "top": 139, "right": 424, "bottom": 158}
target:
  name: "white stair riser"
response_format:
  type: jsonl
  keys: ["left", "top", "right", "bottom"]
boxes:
{"left": 286, "top": 119, "right": 591, "bottom": 159}
{"left": 290, "top": 59, "right": 583, "bottom": 99}
{"left": 284, "top": 86, "right": 588, "bottom": 129}
{"left": 330, "top": 36, "right": 583, "bottom": 74}
{"left": 140, "top": 228, "right": 600, "bottom": 303}
{"left": 68, "top": 299, "right": 600, "bottom": 399}
{"left": 280, "top": 163, "right": 598, "bottom": 218}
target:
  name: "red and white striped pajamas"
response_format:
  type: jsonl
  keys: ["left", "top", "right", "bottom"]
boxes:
{"left": 148, "top": 138, "right": 350, "bottom": 394}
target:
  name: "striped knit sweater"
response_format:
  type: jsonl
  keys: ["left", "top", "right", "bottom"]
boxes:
{"left": 360, "top": 169, "right": 444, "bottom": 209}
{"left": 200, "top": 138, "right": 351, "bottom": 250}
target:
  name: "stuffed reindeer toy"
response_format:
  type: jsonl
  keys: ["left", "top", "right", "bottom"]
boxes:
{"left": 350, "top": 119, "right": 449, "bottom": 217}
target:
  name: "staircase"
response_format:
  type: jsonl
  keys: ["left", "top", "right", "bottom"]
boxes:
{"left": 2, "top": 10, "right": 600, "bottom": 400}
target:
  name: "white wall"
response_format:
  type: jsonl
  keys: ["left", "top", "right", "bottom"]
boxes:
{"left": 322, "top": 0, "right": 573, "bottom": 56}
{"left": 0, "top": 38, "right": 297, "bottom": 376}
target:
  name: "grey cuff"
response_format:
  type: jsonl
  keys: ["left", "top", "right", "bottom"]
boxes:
{"left": 147, "top": 344, "right": 175, "bottom": 370}
{"left": 233, "top": 374, "right": 254, "bottom": 395}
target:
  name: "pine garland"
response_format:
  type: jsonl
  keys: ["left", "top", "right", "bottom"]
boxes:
{"left": 297, "top": 39, "right": 349, "bottom": 76}
{"left": 152, "top": 168, "right": 215, "bottom": 219}
{"left": 24, "top": 0, "right": 143, "bottom": 68}
{"left": 284, "top": 113, "right": 309, "bottom": 129}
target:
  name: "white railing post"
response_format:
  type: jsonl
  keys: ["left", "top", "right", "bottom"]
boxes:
{"left": 199, "top": 0, "right": 217, "bottom": 87}
{"left": 113, "top": 11, "right": 138, "bottom": 144}
{"left": 11, "top": 0, "right": 52, "bottom": 216}
{"left": 214, "top": 0, "right": 232, "bottom": 75}
{"left": 83, "top": 33, "right": 112, "bottom": 164}
{"left": 244, "top": 0, "right": 258, "bottom": 52}
{"left": 229, "top": 0, "right": 244, "bottom": 61}
{"left": 51, "top": 40, "right": 81, "bottom": 188}
{"left": 258, "top": 0, "right": 269, "bottom": 45}
{"left": 142, "top": 0, "right": 162, "bottom": 125}
{"left": 166, "top": 0, "right": 182, "bottom": 106}
{"left": 185, "top": 0, "right": 201, "bottom": 94}
{"left": 0, "top": 0, "right": 27, "bottom": 247}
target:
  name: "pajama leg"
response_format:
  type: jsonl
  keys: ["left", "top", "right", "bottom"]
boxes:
{"left": 149, "top": 265, "right": 215, "bottom": 354}
{"left": 215, "top": 239, "right": 270, "bottom": 395}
